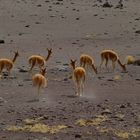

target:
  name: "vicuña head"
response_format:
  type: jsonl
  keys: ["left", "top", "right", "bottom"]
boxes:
{"left": 28, "top": 48, "right": 52, "bottom": 72}
{"left": 32, "top": 68, "right": 47, "bottom": 100}
{"left": 70, "top": 59, "right": 77, "bottom": 70}
{"left": 80, "top": 54, "right": 98, "bottom": 74}
{"left": 70, "top": 59, "right": 86, "bottom": 96}
{"left": 0, "top": 50, "right": 19, "bottom": 75}
{"left": 100, "top": 49, "right": 126, "bottom": 72}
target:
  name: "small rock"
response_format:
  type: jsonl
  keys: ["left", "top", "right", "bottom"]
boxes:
{"left": 101, "top": 109, "right": 112, "bottom": 115}
{"left": 135, "top": 18, "right": 140, "bottom": 21}
{"left": 75, "top": 134, "right": 82, "bottom": 138}
{"left": 35, "top": 22, "right": 41, "bottom": 24}
{"left": 102, "top": 1, "right": 112, "bottom": 8}
{"left": 63, "top": 78, "right": 68, "bottom": 81}
{"left": 133, "top": 59, "right": 140, "bottom": 66}
{"left": 37, "top": 4, "right": 42, "bottom": 7}
{"left": 18, "top": 84, "right": 23, "bottom": 86}
{"left": 94, "top": 14, "right": 98, "bottom": 16}
{"left": 115, "top": 0, "right": 123, "bottom": 9}
{"left": 135, "top": 30, "right": 140, "bottom": 34}
{"left": 56, "top": 2, "right": 60, "bottom": 5}
{"left": 25, "top": 25, "right": 30, "bottom": 28}
{"left": 3, "top": 73, "right": 8, "bottom": 76}
{"left": 97, "top": 104, "right": 101, "bottom": 107}
{"left": 120, "top": 104, "right": 126, "bottom": 108}
{"left": 0, "top": 40, "right": 5, "bottom": 44}
{"left": 19, "top": 68, "right": 28, "bottom": 73}
{"left": 135, "top": 79, "right": 140, "bottom": 81}
{"left": 45, "top": 0, "right": 50, "bottom": 2}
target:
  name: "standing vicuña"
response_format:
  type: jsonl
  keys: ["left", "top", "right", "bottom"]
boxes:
{"left": 28, "top": 48, "right": 52, "bottom": 72}
{"left": 80, "top": 54, "right": 98, "bottom": 74}
{"left": 100, "top": 49, "right": 126, "bottom": 71}
{"left": 0, "top": 51, "right": 19, "bottom": 75}
{"left": 32, "top": 68, "right": 47, "bottom": 100}
{"left": 70, "top": 59, "right": 86, "bottom": 96}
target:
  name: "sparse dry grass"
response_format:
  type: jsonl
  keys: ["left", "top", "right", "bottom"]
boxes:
{"left": 5, "top": 116, "right": 67, "bottom": 134}
{"left": 114, "top": 75, "right": 121, "bottom": 81}
{"left": 6, "top": 123, "right": 67, "bottom": 134}
{"left": 75, "top": 115, "right": 108, "bottom": 126}
{"left": 125, "top": 55, "right": 135, "bottom": 65}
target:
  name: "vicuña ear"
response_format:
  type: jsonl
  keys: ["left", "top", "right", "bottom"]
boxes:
{"left": 14, "top": 50, "right": 19, "bottom": 55}
{"left": 70, "top": 59, "right": 73, "bottom": 62}
{"left": 47, "top": 48, "right": 52, "bottom": 51}
{"left": 70, "top": 59, "right": 77, "bottom": 63}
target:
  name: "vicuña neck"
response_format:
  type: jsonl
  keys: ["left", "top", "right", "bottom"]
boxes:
{"left": 41, "top": 73, "right": 45, "bottom": 76}
{"left": 12, "top": 54, "right": 18, "bottom": 63}
{"left": 72, "top": 65, "right": 76, "bottom": 70}
{"left": 91, "top": 64, "right": 97, "bottom": 73}
{"left": 117, "top": 59, "right": 124, "bottom": 68}
{"left": 45, "top": 53, "right": 51, "bottom": 61}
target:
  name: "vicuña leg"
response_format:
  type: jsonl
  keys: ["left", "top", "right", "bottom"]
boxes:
{"left": 100, "top": 56, "right": 104, "bottom": 70}
{"left": 105, "top": 58, "right": 109, "bottom": 71}
{"left": 29, "top": 60, "right": 36, "bottom": 72}
{"left": 77, "top": 84, "right": 80, "bottom": 96}
{"left": 112, "top": 60, "right": 116, "bottom": 71}
{"left": 81, "top": 82, "right": 84, "bottom": 97}
{"left": 0, "top": 63, "right": 4, "bottom": 74}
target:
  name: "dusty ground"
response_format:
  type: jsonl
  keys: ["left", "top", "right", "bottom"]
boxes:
{"left": 0, "top": 0, "right": 140, "bottom": 139}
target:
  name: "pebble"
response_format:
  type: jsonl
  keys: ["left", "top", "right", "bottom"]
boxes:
{"left": 0, "top": 40, "right": 5, "bottom": 44}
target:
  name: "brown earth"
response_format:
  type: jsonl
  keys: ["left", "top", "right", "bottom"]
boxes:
{"left": 0, "top": 0, "right": 140, "bottom": 140}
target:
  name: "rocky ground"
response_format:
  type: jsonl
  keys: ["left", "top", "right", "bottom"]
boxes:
{"left": 0, "top": 0, "right": 140, "bottom": 139}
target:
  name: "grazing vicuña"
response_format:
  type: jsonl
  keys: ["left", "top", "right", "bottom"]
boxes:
{"left": 28, "top": 48, "right": 52, "bottom": 72}
{"left": 80, "top": 54, "right": 97, "bottom": 74}
{"left": 100, "top": 49, "right": 126, "bottom": 71}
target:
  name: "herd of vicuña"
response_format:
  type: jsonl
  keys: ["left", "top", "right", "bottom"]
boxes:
{"left": 0, "top": 49, "right": 127, "bottom": 99}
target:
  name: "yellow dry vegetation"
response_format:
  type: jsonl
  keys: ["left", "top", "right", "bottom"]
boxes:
{"left": 6, "top": 116, "right": 67, "bottom": 134}
{"left": 97, "top": 127, "right": 140, "bottom": 139}
{"left": 114, "top": 129, "right": 140, "bottom": 139}
{"left": 24, "top": 116, "right": 44, "bottom": 125}
{"left": 75, "top": 115, "right": 108, "bottom": 126}
{"left": 97, "top": 127, "right": 112, "bottom": 133}
{"left": 114, "top": 75, "right": 121, "bottom": 81}
{"left": 125, "top": 55, "right": 135, "bottom": 65}
{"left": 85, "top": 33, "right": 96, "bottom": 39}
{"left": 115, "top": 113, "right": 125, "bottom": 119}
{"left": 6, "top": 123, "right": 67, "bottom": 134}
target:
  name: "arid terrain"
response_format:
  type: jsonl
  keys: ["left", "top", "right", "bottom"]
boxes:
{"left": 0, "top": 0, "right": 140, "bottom": 140}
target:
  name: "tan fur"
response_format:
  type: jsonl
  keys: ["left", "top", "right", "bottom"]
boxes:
{"left": 28, "top": 48, "right": 52, "bottom": 71}
{"left": 80, "top": 54, "right": 97, "bottom": 74}
{"left": 100, "top": 49, "right": 126, "bottom": 71}
{"left": 0, "top": 51, "right": 19, "bottom": 75}
{"left": 32, "top": 68, "right": 47, "bottom": 96}
{"left": 70, "top": 59, "right": 86, "bottom": 96}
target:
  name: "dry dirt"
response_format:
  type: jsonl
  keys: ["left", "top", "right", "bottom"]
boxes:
{"left": 0, "top": 0, "right": 140, "bottom": 140}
